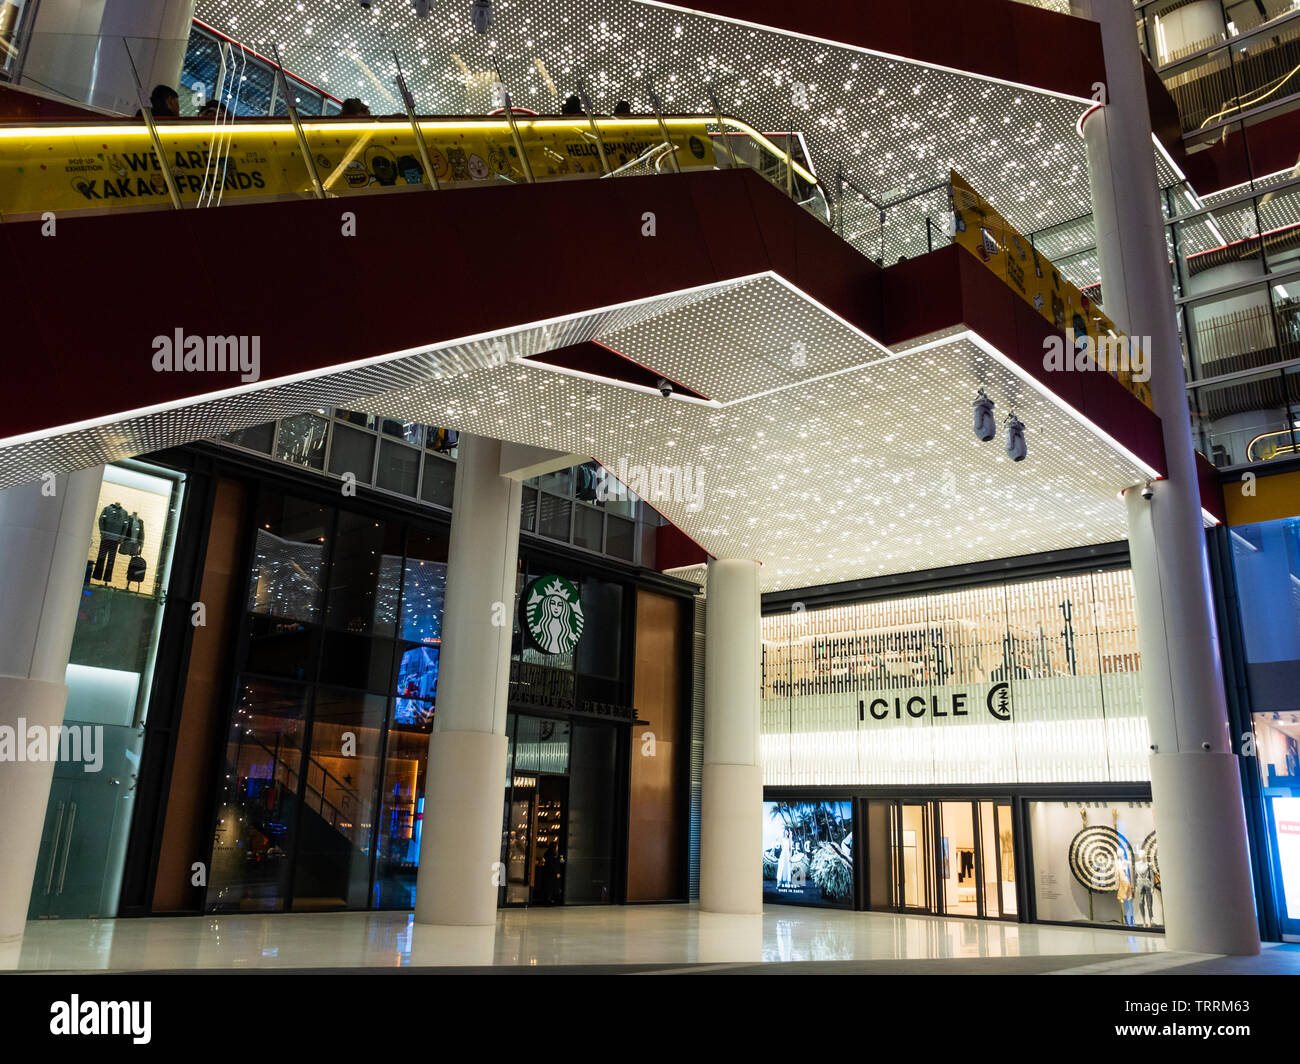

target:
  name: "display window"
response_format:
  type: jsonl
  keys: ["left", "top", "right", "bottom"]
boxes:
{"left": 762, "top": 800, "right": 854, "bottom": 908}
{"left": 1229, "top": 516, "right": 1300, "bottom": 938}
{"left": 1028, "top": 800, "right": 1162, "bottom": 929}
{"left": 30, "top": 460, "right": 185, "bottom": 922}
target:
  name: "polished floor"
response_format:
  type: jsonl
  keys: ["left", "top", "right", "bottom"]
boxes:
{"left": 0, "top": 903, "right": 1212, "bottom": 973}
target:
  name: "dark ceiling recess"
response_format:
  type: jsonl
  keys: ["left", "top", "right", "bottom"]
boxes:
{"left": 524, "top": 341, "right": 711, "bottom": 401}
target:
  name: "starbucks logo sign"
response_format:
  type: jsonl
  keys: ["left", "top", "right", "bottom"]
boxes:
{"left": 521, "top": 574, "right": 585, "bottom": 655}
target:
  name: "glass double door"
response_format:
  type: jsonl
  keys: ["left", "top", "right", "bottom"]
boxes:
{"left": 504, "top": 775, "right": 569, "bottom": 905}
{"left": 867, "top": 798, "right": 1018, "bottom": 919}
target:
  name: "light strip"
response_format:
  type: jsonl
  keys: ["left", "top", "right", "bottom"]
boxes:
{"left": 633, "top": 0, "right": 1099, "bottom": 106}
{"left": 0, "top": 274, "right": 764, "bottom": 450}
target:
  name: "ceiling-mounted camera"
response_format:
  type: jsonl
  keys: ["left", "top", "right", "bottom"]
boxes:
{"left": 657, "top": 378, "right": 673, "bottom": 398}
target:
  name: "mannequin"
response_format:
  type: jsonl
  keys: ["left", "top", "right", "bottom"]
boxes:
{"left": 1115, "top": 855, "right": 1134, "bottom": 927}
{"left": 93, "top": 500, "right": 130, "bottom": 582}
{"left": 1134, "top": 856, "right": 1155, "bottom": 928}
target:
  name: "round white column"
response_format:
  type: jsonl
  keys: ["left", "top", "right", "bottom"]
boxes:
{"left": 700, "top": 557, "right": 763, "bottom": 915}
{"left": 21, "top": 0, "right": 198, "bottom": 115}
{"left": 414, "top": 435, "right": 521, "bottom": 926}
{"left": 1074, "top": 0, "right": 1259, "bottom": 954}
{"left": 0, "top": 466, "right": 104, "bottom": 942}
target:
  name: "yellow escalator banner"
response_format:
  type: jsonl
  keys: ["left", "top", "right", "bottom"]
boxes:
{"left": 0, "top": 117, "right": 719, "bottom": 217}
{"left": 950, "top": 169, "right": 1153, "bottom": 411}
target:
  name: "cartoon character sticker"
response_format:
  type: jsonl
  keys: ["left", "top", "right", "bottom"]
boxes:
{"left": 446, "top": 147, "right": 470, "bottom": 181}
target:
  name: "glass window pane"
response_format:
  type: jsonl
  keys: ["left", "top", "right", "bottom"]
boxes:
{"left": 539, "top": 468, "right": 572, "bottom": 497}
{"left": 606, "top": 515, "right": 635, "bottom": 561}
{"left": 291, "top": 688, "right": 386, "bottom": 910}
{"left": 376, "top": 439, "right": 420, "bottom": 496}
{"left": 326, "top": 512, "right": 401, "bottom": 635}
{"left": 576, "top": 578, "right": 623, "bottom": 680}
{"left": 513, "top": 716, "right": 570, "bottom": 774}
{"left": 420, "top": 454, "right": 455, "bottom": 509}
{"left": 373, "top": 703, "right": 433, "bottom": 909}
{"left": 538, "top": 494, "right": 571, "bottom": 540}
{"left": 207, "top": 679, "right": 310, "bottom": 912}
{"left": 1185, "top": 282, "right": 1281, "bottom": 380}
{"left": 520, "top": 485, "right": 537, "bottom": 531}
{"left": 220, "top": 422, "right": 275, "bottom": 453}
{"left": 335, "top": 409, "right": 378, "bottom": 430}
{"left": 318, "top": 631, "right": 395, "bottom": 693}
{"left": 380, "top": 418, "right": 423, "bottom": 446}
{"left": 425, "top": 426, "right": 459, "bottom": 457}
{"left": 274, "top": 412, "right": 329, "bottom": 470}
{"left": 1190, "top": 370, "right": 1294, "bottom": 467}
{"left": 573, "top": 504, "right": 603, "bottom": 551}
{"left": 327, "top": 423, "right": 376, "bottom": 482}
{"left": 401, "top": 530, "right": 449, "bottom": 644}
{"left": 247, "top": 494, "right": 330, "bottom": 623}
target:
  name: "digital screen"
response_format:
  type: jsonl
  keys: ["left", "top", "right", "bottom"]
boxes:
{"left": 1273, "top": 796, "right": 1300, "bottom": 921}
{"left": 763, "top": 799, "right": 854, "bottom": 908}
{"left": 394, "top": 645, "right": 437, "bottom": 725}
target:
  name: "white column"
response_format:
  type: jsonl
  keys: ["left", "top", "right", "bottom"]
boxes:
{"left": 21, "top": 0, "right": 198, "bottom": 115}
{"left": 414, "top": 435, "right": 521, "bottom": 926}
{"left": 700, "top": 557, "right": 763, "bottom": 914}
{"left": 1074, "top": 0, "right": 1259, "bottom": 954}
{"left": 0, "top": 466, "right": 104, "bottom": 942}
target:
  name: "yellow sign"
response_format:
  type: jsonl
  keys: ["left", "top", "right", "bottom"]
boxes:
{"left": 949, "top": 170, "right": 1153, "bottom": 410}
{"left": 0, "top": 116, "right": 726, "bottom": 218}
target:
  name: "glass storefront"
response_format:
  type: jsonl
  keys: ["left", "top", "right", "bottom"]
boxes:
{"left": 206, "top": 483, "right": 634, "bottom": 913}
{"left": 761, "top": 569, "right": 1157, "bottom": 929}
{"left": 207, "top": 489, "right": 446, "bottom": 913}
{"left": 1228, "top": 512, "right": 1300, "bottom": 938}
{"left": 29, "top": 461, "right": 185, "bottom": 920}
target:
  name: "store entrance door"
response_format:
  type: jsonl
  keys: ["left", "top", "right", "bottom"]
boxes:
{"left": 503, "top": 774, "right": 568, "bottom": 905}
{"left": 868, "top": 797, "right": 1018, "bottom": 919}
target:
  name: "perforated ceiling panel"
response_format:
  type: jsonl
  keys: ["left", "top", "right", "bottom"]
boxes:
{"left": 0, "top": 276, "right": 749, "bottom": 489}
{"left": 361, "top": 294, "right": 1149, "bottom": 592}
{"left": 196, "top": 0, "right": 1113, "bottom": 235}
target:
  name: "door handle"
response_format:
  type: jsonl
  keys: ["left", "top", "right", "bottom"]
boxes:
{"left": 55, "top": 801, "right": 77, "bottom": 896}
{"left": 43, "top": 801, "right": 66, "bottom": 896}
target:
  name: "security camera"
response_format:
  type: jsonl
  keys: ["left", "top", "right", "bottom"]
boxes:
{"left": 1201, "top": 740, "right": 1212, "bottom": 751}
{"left": 1141, "top": 482, "right": 1154, "bottom": 500}
{"left": 358, "top": 0, "right": 372, "bottom": 8}
{"left": 1149, "top": 744, "right": 1158, "bottom": 752}
{"left": 413, "top": 0, "right": 432, "bottom": 15}
{"left": 972, "top": 388, "right": 995, "bottom": 442}
{"left": 657, "top": 378, "right": 673, "bottom": 398}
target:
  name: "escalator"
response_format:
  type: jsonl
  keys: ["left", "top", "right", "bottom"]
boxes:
{"left": 0, "top": 109, "right": 829, "bottom": 222}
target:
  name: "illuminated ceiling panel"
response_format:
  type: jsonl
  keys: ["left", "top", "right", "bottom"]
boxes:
{"left": 362, "top": 286, "right": 1150, "bottom": 592}
{"left": 197, "top": 0, "right": 1118, "bottom": 236}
